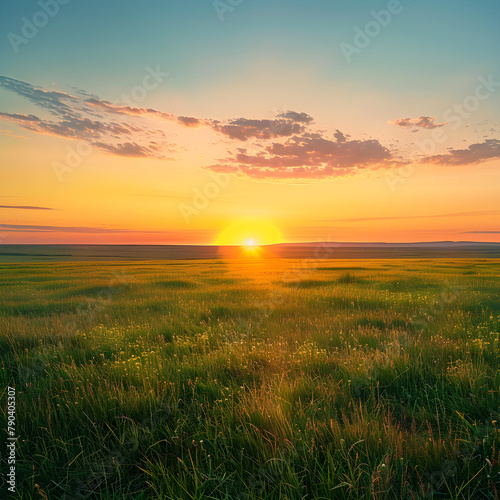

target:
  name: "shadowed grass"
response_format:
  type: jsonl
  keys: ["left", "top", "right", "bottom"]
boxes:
{"left": 153, "top": 280, "right": 197, "bottom": 288}
{"left": 337, "top": 272, "right": 364, "bottom": 284}
{"left": 317, "top": 266, "right": 372, "bottom": 271}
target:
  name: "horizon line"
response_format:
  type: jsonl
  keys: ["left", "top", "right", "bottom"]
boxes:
{"left": 1, "top": 240, "right": 500, "bottom": 247}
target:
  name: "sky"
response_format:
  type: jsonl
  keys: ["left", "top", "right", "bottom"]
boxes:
{"left": 0, "top": 0, "right": 499, "bottom": 245}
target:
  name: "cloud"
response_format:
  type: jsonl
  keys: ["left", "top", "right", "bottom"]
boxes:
{"left": 0, "top": 112, "right": 40, "bottom": 123}
{"left": 0, "top": 111, "right": 168, "bottom": 158}
{"left": 276, "top": 111, "right": 314, "bottom": 123}
{"left": 92, "top": 141, "right": 165, "bottom": 158}
{"left": 83, "top": 103, "right": 312, "bottom": 138}
{"left": 334, "top": 129, "right": 347, "bottom": 143}
{"left": 0, "top": 205, "right": 56, "bottom": 210}
{"left": 421, "top": 139, "right": 500, "bottom": 165}
{"left": 206, "top": 131, "right": 405, "bottom": 180}
{"left": 0, "top": 77, "right": 173, "bottom": 159}
{"left": 177, "top": 116, "right": 204, "bottom": 127}
{"left": 85, "top": 98, "right": 212, "bottom": 130}
{"left": 210, "top": 116, "right": 307, "bottom": 141}
{"left": 388, "top": 116, "right": 447, "bottom": 129}
{"left": 85, "top": 97, "right": 176, "bottom": 121}
{"left": 0, "top": 224, "right": 163, "bottom": 233}
{"left": 0, "top": 127, "right": 26, "bottom": 139}
{"left": 0, "top": 76, "right": 79, "bottom": 118}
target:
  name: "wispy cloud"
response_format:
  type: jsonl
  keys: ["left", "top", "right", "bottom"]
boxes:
{"left": 0, "top": 127, "right": 26, "bottom": 139}
{"left": 84, "top": 97, "right": 177, "bottom": 122}
{"left": 0, "top": 76, "right": 173, "bottom": 159}
{"left": 0, "top": 223, "right": 164, "bottom": 233}
{"left": 0, "top": 112, "right": 40, "bottom": 123}
{"left": 462, "top": 230, "right": 500, "bottom": 234}
{"left": 92, "top": 141, "right": 168, "bottom": 158}
{"left": 0, "top": 76, "right": 79, "bottom": 118}
{"left": 388, "top": 116, "right": 447, "bottom": 130}
{"left": 0, "top": 205, "right": 56, "bottom": 210}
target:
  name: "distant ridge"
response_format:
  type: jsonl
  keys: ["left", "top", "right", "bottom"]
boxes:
{"left": 0, "top": 242, "right": 500, "bottom": 262}
{"left": 272, "top": 241, "right": 500, "bottom": 248}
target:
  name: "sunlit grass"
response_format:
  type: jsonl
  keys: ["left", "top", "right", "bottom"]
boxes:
{"left": 0, "top": 259, "right": 499, "bottom": 499}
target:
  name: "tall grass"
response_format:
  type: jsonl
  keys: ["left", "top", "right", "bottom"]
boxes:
{"left": 0, "top": 259, "right": 499, "bottom": 499}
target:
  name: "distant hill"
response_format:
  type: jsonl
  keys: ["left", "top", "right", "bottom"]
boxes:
{"left": 272, "top": 241, "right": 500, "bottom": 248}
{"left": 0, "top": 242, "right": 500, "bottom": 262}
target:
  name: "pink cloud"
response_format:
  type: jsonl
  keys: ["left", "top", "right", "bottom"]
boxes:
{"left": 388, "top": 116, "right": 447, "bottom": 129}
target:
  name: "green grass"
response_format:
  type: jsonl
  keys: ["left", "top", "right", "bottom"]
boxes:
{"left": 0, "top": 258, "right": 499, "bottom": 499}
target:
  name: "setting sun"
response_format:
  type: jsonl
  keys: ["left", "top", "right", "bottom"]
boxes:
{"left": 215, "top": 220, "right": 283, "bottom": 246}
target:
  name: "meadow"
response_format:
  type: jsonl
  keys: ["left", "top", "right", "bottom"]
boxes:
{"left": 0, "top": 258, "right": 499, "bottom": 499}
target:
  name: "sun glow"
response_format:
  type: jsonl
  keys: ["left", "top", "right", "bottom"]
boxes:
{"left": 215, "top": 220, "right": 283, "bottom": 246}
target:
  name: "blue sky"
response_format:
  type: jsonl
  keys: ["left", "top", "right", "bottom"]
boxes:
{"left": 2, "top": 0, "right": 499, "bottom": 102}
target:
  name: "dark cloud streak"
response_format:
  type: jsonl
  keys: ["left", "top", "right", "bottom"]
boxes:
{"left": 325, "top": 211, "right": 499, "bottom": 223}
{"left": 0, "top": 224, "right": 164, "bottom": 233}
{"left": 0, "top": 205, "right": 56, "bottom": 211}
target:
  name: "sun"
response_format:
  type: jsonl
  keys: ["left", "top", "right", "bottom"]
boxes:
{"left": 215, "top": 220, "right": 283, "bottom": 246}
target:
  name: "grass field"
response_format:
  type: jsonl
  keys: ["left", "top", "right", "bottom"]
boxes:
{"left": 1, "top": 258, "right": 499, "bottom": 499}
